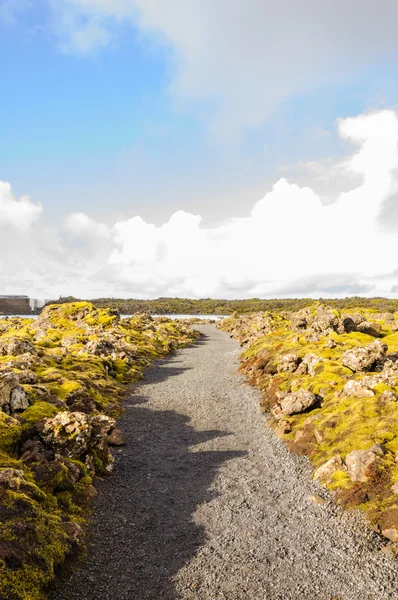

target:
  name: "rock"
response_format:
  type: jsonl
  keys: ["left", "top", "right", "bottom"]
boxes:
{"left": 381, "top": 542, "right": 398, "bottom": 558}
{"left": 42, "top": 411, "right": 115, "bottom": 473}
{"left": 275, "top": 420, "right": 291, "bottom": 437}
{"left": 391, "top": 483, "right": 398, "bottom": 494}
{"left": 356, "top": 321, "right": 382, "bottom": 337}
{"left": 382, "top": 528, "right": 398, "bottom": 543}
{"left": 314, "top": 428, "right": 324, "bottom": 444}
{"left": 0, "top": 378, "right": 30, "bottom": 414}
{"left": 291, "top": 305, "right": 339, "bottom": 335}
{"left": 277, "top": 354, "right": 301, "bottom": 373}
{"left": 345, "top": 449, "right": 381, "bottom": 482}
{"left": 368, "top": 444, "right": 386, "bottom": 457}
{"left": 0, "top": 468, "right": 27, "bottom": 489}
{"left": 380, "top": 360, "right": 398, "bottom": 385}
{"left": 276, "top": 389, "right": 318, "bottom": 418}
{"left": 107, "top": 428, "right": 126, "bottom": 446}
{"left": 342, "top": 379, "right": 374, "bottom": 398}
{"left": 308, "top": 494, "right": 326, "bottom": 505}
{"left": 61, "top": 521, "right": 84, "bottom": 543}
{"left": 313, "top": 455, "right": 344, "bottom": 485}
{"left": 296, "top": 354, "right": 322, "bottom": 376}
{"left": 342, "top": 341, "right": 387, "bottom": 372}
{"left": 84, "top": 338, "right": 116, "bottom": 357}
{"left": 0, "top": 336, "right": 37, "bottom": 356}
{"left": 10, "top": 386, "right": 29, "bottom": 411}
{"left": 381, "top": 391, "right": 398, "bottom": 403}
{"left": 326, "top": 339, "right": 337, "bottom": 349}
{"left": 294, "top": 430, "right": 305, "bottom": 442}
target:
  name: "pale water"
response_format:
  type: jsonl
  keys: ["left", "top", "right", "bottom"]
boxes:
{"left": 2, "top": 314, "right": 226, "bottom": 321}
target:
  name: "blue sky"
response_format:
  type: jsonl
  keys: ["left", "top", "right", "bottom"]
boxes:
{"left": 2, "top": 0, "right": 393, "bottom": 222}
{"left": 1, "top": 0, "right": 398, "bottom": 298}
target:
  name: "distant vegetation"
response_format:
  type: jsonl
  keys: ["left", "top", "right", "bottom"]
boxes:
{"left": 51, "top": 296, "right": 398, "bottom": 315}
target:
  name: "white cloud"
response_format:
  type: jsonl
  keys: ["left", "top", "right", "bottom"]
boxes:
{"left": 1, "top": 109, "right": 398, "bottom": 299}
{"left": 0, "top": 181, "right": 42, "bottom": 232}
{"left": 47, "top": 0, "right": 398, "bottom": 137}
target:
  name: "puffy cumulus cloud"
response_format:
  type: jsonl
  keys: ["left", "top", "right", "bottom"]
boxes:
{"left": 48, "top": 0, "right": 398, "bottom": 136}
{"left": 1, "top": 109, "right": 398, "bottom": 299}
{"left": 65, "top": 212, "right": 110, "bottom": 239}
{"left": 55, "top": 109, "right": 397, "bottom": 299}
{"left": 0, "top": 181, "right": 42, "bottom": 232}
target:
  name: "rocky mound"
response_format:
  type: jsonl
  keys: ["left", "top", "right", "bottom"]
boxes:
{"left": 219, "top": 303, "right": 398, "bottom": 545}
{"left": 0, "top": 302, "right": 199, "bottom": 599}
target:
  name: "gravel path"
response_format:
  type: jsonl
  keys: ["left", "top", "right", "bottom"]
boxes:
{"left": 51, "top": 325, "right": 398, "bottom": 600}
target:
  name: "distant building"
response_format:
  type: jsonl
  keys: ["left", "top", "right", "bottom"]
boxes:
{"left": 0, "top": 296, "right": 49, "bottom": 315}
{"left": 0, "top": 295, "right": 31, "bottom": 315}
{"left": 29, "top": 298, "right": 46, "bottom": 311}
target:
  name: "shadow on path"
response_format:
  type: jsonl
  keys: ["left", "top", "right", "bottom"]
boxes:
{"left": 51, "top": 369, "right": 245, "bottom": 600}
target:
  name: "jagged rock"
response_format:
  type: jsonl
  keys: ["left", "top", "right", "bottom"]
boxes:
{"left": 380, "top": 390, "right": 398, "bottom": 403}
{"left": 84, "top": 338, "right": 116, "bottom": 357}
{"left": 291, "top": 306, "right": 339, "bottom": 335}
{"left": 380, "top": 360, "right": 398, "bottom": 385}
{"left": 277, "top": 354, "right": 301, "bottom": 373}
{"left": 342, "top": 379, "right": 374, "bottom": 398}
{"left": 41, "top": 411, "right": 116, "bottom": 472}
{"left": 0, "top": 336, "right": 37, "bottom": 356}
{"left": 0, "top": 378, "right": 29, "bottom": 414}
{"left": 342, "top": 341, "right": 387, "bottom": 372}
{"left": 273, "top": 389, "right": 318, "bottom": 419}
{"left": 42, "top": 412, "right": 92, "bottom": 459}
{"left": 346, "top": 448, "right": 381, "bottom": 482}
{"left": 313, "top": 455, "right": 344, "bottom": 485}
{"left": 0, "top": 468, "right": 27, "bottom": 489}
{"left": 61, "top": 521, "right": 84, "bottom": 543}
{"left": 296, "top": 353, "right": 322, "bottom": 376}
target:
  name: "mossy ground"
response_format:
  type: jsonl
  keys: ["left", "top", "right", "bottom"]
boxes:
{"left": 0, "top": 302, "right": 199, "bottom": 599}
{"left": 220, "top": 305, "right": 398, "bottom": 538}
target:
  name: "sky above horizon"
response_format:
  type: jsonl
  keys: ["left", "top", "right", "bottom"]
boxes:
{"left": 1, "top": 0, "right": 398, "bottom": 299}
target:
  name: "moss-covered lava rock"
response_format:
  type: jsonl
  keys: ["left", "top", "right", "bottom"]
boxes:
{"left": 0, "top": 302, "right": 199, "bottom": 599}
{"left": 218, "top": 303, "right": 398, "bottom": 542}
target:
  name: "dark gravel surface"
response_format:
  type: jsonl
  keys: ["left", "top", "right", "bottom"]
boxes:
{"left": 51, "top": 325, "right": 398, "bottom": 600}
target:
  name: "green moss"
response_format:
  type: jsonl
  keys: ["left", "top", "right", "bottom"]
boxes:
{"left": 20, "top": 402, "right": 60, "bottom": 427}
{"left": 328, "top": 469, "right": 352, "bottom": 491}
{"left": 0, "top": 413, "right": 22, "bottom": 454}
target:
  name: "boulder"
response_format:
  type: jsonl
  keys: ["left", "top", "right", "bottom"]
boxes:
{"left": 356, "top": 321, "right": 382, "bottom": 337}
{"left": 0, "top": 379, "right": 29, "bottom": 414}
{"left": 42, "top": 411, "right": 93, "bottom": 459}
{"left": 275, "top": 389, "right": 318, "bottom": 419}
{"left": 277, "top": 354, "right": 301, "bottom": 373}
{"left": 345, "top": 448, "right": 381, "bottom": 482}
{"left": 291, "top": 306, "right": 339, "bottom": 335}
{"left": 342, "top": 341, "right": 387, "bottom": 372}
{"left": 313, "top": 455, "right": 344, "bottom": 485}
{"left": 342, "top": 379, "right": 374, "bottom": 398}
{"left": 41, "top": 411, "right": 116, "bottom": 474}
{"left": 296, "top": 353, "right": 322, "bottom": 376}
